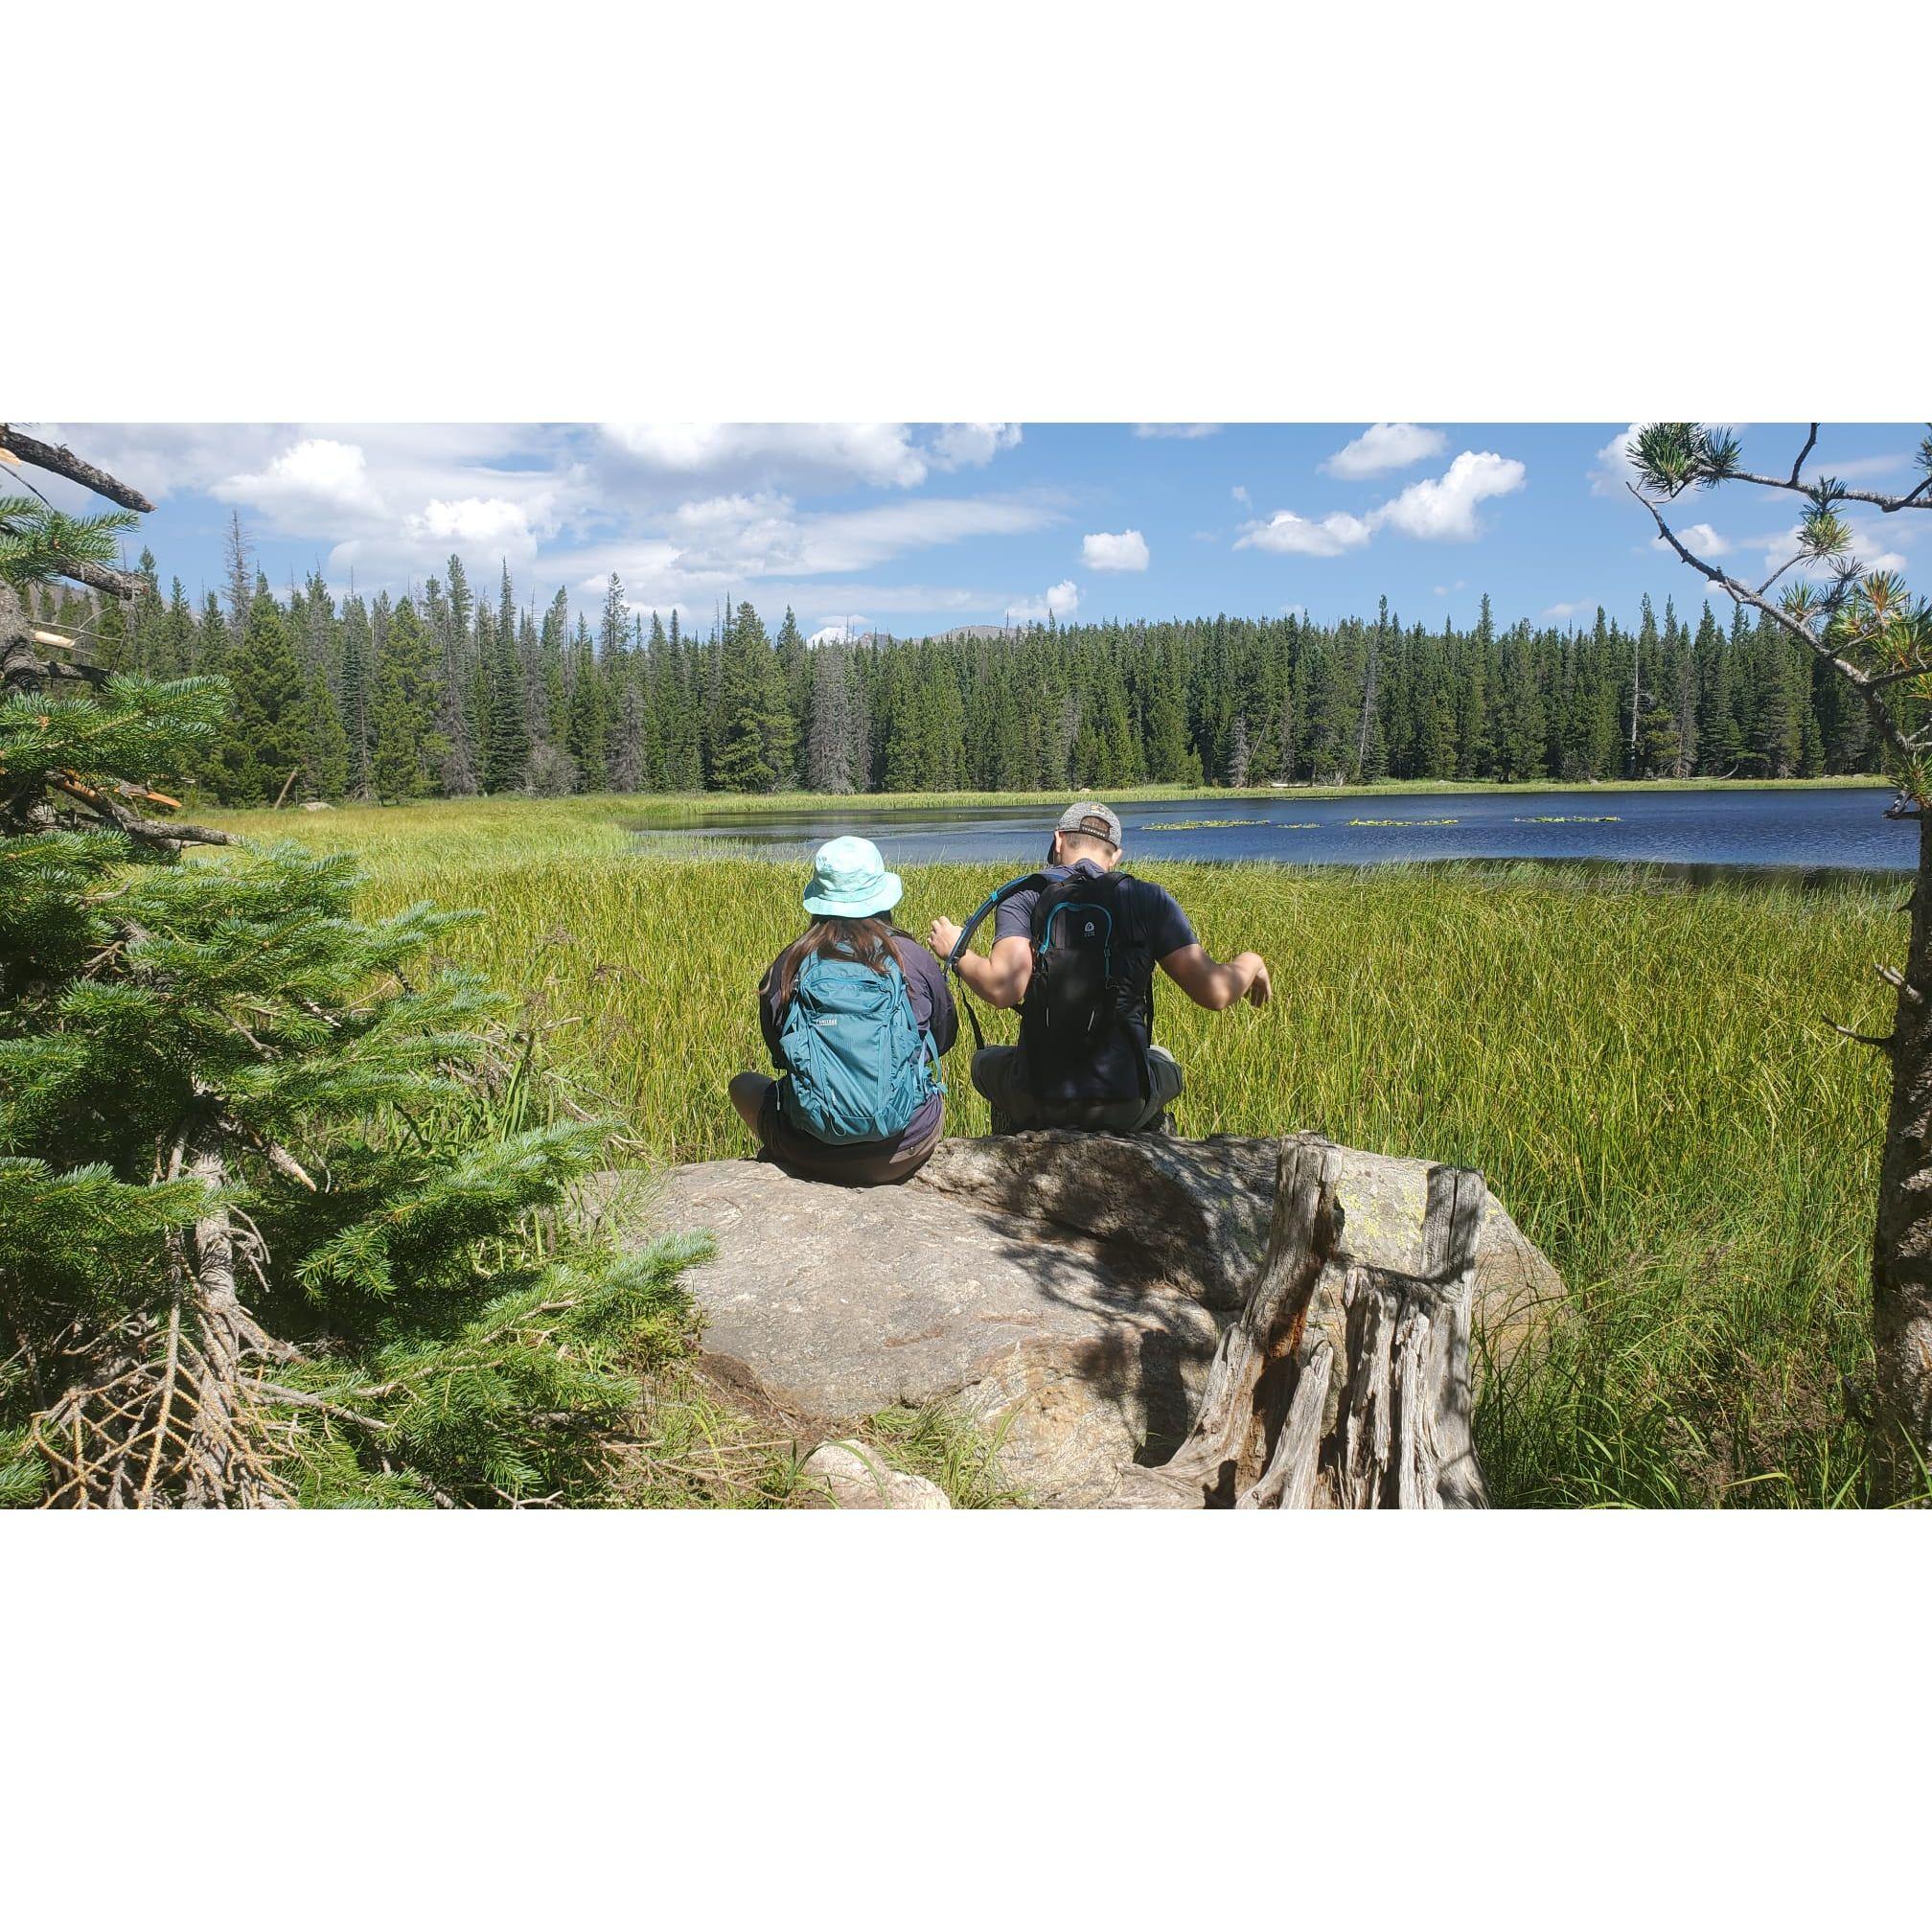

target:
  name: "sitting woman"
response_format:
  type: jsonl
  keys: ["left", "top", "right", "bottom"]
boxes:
{"left": 728, "top": 835, "right": 956, "bottom": 1186}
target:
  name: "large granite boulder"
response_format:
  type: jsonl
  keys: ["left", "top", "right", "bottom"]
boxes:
{"left": 914, "top": 1132, "right": 1560, "bottom": 1358}
{"left": 621, "top": 1132, "right": 1563, "bottom": 1506}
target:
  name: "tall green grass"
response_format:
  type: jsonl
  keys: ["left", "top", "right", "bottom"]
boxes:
{"left": 212, "top": 797, "right": 1904, "bottom": 1506}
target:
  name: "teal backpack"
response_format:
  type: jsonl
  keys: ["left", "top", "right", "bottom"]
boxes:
{"left": 777, "top": 949, "right": 943, "bottom": 1145}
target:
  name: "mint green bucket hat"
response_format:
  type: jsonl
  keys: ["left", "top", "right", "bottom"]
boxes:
{"left": 803, "top": 835, "right": 903, "bottom": 919}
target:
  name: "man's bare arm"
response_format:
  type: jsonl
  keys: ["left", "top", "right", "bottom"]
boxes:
{"left": 928, "top": 919, "right": 1034, "bottom": 1010}
{"left": 1159, "top": 942, "right": 1272, "bottom": 1012}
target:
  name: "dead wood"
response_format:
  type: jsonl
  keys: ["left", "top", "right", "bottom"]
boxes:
{"left": 1113, "top": 1133, "right": 1490, "bottom": 1508}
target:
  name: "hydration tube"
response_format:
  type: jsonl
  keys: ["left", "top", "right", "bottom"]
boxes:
{"left": 945, "top": 872, "right": 1046, "bottom": 972}
{"left": 944, "top": 871, "right": 1046, "bottom": 1054}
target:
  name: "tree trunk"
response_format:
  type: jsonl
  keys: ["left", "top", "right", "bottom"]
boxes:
{"left": 1873, "top": 820, "right": 1932, "bottom": 1500}
{"left": 1112, "top": 1134, "right": 1488, "bottom": 1508}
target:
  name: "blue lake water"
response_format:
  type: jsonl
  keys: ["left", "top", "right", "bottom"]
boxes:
{"left": 636, "top": 787, "right": 1915, "bottom": 875}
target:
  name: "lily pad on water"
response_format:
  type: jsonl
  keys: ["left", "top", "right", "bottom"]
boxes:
{"left": 1142, "top": 817, "right": 1269, "bottom": 831}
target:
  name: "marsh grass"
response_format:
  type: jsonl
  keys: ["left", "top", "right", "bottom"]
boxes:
{"left": 213, "top": 796, "right": 1905, "bottom": 1506}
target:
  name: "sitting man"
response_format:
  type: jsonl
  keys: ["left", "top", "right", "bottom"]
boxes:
{"left": 928, "top": 801, "right": 1272, "bottom": 1135}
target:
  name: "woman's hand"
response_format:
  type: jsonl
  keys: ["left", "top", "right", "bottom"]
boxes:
{"left": 929, "top": 915, "right": 963, "bottom": 958}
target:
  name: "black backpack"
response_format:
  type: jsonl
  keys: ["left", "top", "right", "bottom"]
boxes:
{"left": 1018, "top": 868, "right": 1157, "bottom": 1101}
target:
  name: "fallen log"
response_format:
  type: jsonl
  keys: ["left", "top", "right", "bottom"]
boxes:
{"left": 1113, "top": 1132, "right": 1489, "bottom": 1508}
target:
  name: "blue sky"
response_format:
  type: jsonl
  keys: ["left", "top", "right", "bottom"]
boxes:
{"left": 30, "top": 422, "right": 1925, "bottom": 638}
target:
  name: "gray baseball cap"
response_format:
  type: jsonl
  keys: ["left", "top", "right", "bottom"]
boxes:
{"left": 1056, "top": 799, "right": 1123, "bottom": 850}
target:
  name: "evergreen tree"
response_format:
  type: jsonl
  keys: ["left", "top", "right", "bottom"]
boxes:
{"left": 218, "top": 585, "right": 309, "bottom": 803}
{"left": 429, "top": 564, "right": 480, "bottom": 797}
{"left": 485, "top": 602, "right": 531, "bottom": 792}
{"left": 300, "top": 656, "right": 351, "bottom": 799}
{"left": 564, "top": 614, "right": 608, "bottom": 790}
{"left": 7, "top": 504, "right": 1869, "bottom": 807}
{"left": 338, "top": 591, "right": 375, "bottom": 799}
{"left": 370, "top": 596, "right": 444, "bottom": 802}
{"left": 774, "top": 607, "right": 809, "bottom": 784}
{"left": 711, "top": 602, "right": 791, "bottom": 793}
{"left": 541, "top": 590, "right": 571, "bottom": 748}
{"left": 1456, "top": 595, "right": 1495, "bottom": 778}
{"left": 1492, "top": 624, "right": 1548, "bottom": 781}
{"left": 1143, "top": 632, "right": 1201, "bottom": 783}
{"left": 156, "top": 576, "right": 196, "bottom": 678}
{"left": 805, "top": 641, "right": 860, "bottom": 793}
{"left": 2, "top": 444, "right": 702, "bottom": 1509}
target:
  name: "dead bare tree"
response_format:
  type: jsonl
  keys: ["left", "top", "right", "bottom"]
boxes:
{"left": 1627, "top": 423, "right": 1932, "bottom": 1500}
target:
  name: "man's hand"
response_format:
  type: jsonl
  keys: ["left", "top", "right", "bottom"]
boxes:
{"left": 929, "top": 915, "right": 963, "bottom": 959}
{"left": 1238, "top": 953, "right": 1272, "bottom": 1007}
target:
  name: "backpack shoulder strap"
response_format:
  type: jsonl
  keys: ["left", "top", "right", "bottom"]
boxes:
{"left": 946, "top": 871, "right": 1051, "bottom": 971}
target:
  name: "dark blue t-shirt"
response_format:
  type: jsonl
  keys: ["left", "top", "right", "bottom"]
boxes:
{"left": 993, "top": 861, "right": 1196, "bottom": 1101}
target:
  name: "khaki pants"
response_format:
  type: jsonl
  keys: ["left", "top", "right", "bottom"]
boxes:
{"left": 970, "top": 1043, "right": 1183, "bottom": 1134}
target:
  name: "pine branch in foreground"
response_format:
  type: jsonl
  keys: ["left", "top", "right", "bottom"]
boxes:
{"left": 2, "top": 451, "right": 707, "bottom": 1508}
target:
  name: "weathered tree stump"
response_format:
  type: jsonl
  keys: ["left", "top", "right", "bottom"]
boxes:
{"left": 1113, "top": 1133, "right": 1488, "bottom": 1508}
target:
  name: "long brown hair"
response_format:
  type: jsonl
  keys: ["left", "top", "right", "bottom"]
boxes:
{"left": 770, "top": 916, "right": 907, "bottom": 1006}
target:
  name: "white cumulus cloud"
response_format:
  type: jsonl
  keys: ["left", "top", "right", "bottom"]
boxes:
{"left": 1651, "top": 521, "right": 1729, "bottom": 558}
{"left": 1134, "top": 424, "right": 1220, "bottom": 439}
{"left": 1082, "top": 528, "right": 1150, "bottom": 571}
{"left": 214, "top": 437, "right": 377, "bottom": 517}
{"left": 405, "top": 496, "right": 539, "bottom": 556}
{"left": 1324, "top": 423, "right": 1446, "bottom": 479}
{"left": 1543, "top": 600, "right": 1598, "bottom": 622}
{"left": 595, "top": 422, "right": 1022, "bottom": 491}
{"left": 1235, "top": 510, "right": 1375, "bottom": 558}
{"left": 1009, "top": 579, "right": 1080, "bottom": 623}
{"left": 1374, "top": 450, "right": 1526, "bottom": 540}
{"left": 930, "top": 423, "right": 1022, "bottom": 468}
{"left": 1589, "top": 423, "right": 1644, "bottom": 497}
{"left": 1236, "top": 449, "right": 1525, "bottom": 562}
{"left": 599, "top": 422, "right": 932, "bottom": 490}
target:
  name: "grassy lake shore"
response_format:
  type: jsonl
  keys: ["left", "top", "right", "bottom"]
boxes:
{"left": 206, "top": 793, "right": 1902, "bottom": 1506}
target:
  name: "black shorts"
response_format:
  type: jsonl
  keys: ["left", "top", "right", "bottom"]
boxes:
{"left": 754, "top": 1084, "right": 944, "bottom": 1186}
